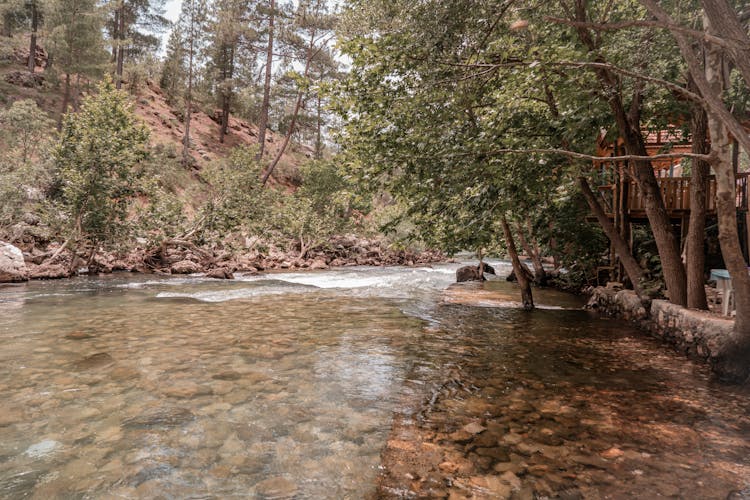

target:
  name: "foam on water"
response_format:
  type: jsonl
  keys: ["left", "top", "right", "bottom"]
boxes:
{"left": 156, "top": 284, "right": 316, "bottom": 302}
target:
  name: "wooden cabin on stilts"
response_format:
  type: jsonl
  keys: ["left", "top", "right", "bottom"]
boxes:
{"left": 593, "top": 128, "right": 750, "bottom": 287}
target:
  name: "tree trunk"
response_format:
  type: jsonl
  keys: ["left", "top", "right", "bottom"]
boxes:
{"left": 73, "top": 74, "right": 81, "bottom": 111}
{"left": 182, "top": 0, "right": 195, "bottom": 166}
{"left": 261, "top": 15, "right": 317, "bottom": 186}
{"left": 219, "top": 44, "right": 234, "bottom": 143}
{"left": 701, "top": 0, "right": 750, "bottom": 91}
{"left": 514, "top": 221, "right": 546, "bottom": 284}
{"left": 579, "top": 177, "right": 644, "bottom": 295}
{"left": 112, "top": 8, "right": 119, "bottom": 62}
{"left": 573, "top": 1, "right": 687, "bottom": 306}
{"left": 501, "top": 215, "right": 534, "bottom": 310}
{"left": 687, "top": 84, "right": 709, "bottom": 310}
{"left": 3, "top": 12, "right": 12, "bottom": 37}
{"left": 710, "top": 117, "right": 750, "bottom": 382}
{"left": 702, "top": 20, "right": 750, "bottom": 383}
{"left": 116, "top": 3, "right": 125, "bottom": 90}
{"left": 58, "top": 73, "right": 71, "bottom": 130}
{"left": 256, "top": 0, "right": 275, "bottom": 161}
{"left": 28, "top": 0, "right": 37, "bottom": 73}
{"left": 315, "top": 92, "right": 322, "bottom": 159}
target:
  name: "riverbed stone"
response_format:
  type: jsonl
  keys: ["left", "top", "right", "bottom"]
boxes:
{"left": 0, "top": 241, "right": 28, "bottom": 282}
{"left": 122, "top": 407, "right": 194, "bottom": 429}
{"left": 0, "top": 407, "right": 24, "bottom": 427}
{"left": 254, "top": 476, "right": 298, "bottom": 499}
{"left": 161, "top": 381, "right": 209, "bottom": 399}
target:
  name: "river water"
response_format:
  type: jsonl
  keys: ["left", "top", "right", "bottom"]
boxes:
{"left": 0, "top": 263, "right": 748, "bottom": 499}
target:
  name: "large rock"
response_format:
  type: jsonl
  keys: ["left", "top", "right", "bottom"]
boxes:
{"left": 29, "top": 263, "right": 71, "bottom": 280}
{"left": 206, "top": 267, "right": 234, "bottom": 279}
{"left": 0, "top": 242, "right": 28, "bottom": 282}
{"left": 456, "top": 263, "right": 496, "bottom": 282}
{"left": 171, "top": 260, "right": 203, "bottom": 274}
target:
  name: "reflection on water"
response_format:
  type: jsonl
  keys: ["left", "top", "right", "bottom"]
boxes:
{"left": 0, "top": 263, "right": 748, "bottom": 499}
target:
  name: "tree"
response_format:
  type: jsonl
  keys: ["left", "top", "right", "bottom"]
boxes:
{"left": 0, "top": 99, "right": 54, "bottom": 231}
{"left": 0, "top": 99, "right": 54, "bottom": 166}
{"left": 638, "top": 0, "right": 750, "bottom": 381}
{"left": 54, "top": 79, "right": 149, "bottom": 266}
{"left": 159, "top": 27, "right": 185, "bottom": 105}
{"left": 26, "top": 0, "right": 38, "bottom": 73}
{"left": 337, "top": 0, "right": 616, "bottom": 307}
{"left": 207, "top": 0, "right": 255, "bottom": 143}
{"left": 260, "top": 0, "right": 336, "bottom": 185}
{"left": 47, "top": 0, "right": 108, "bottom": 124}
{"left": 256, "top": 0, "right": 275, "bottom": 160}
{"left": 1, "top": 0, "right": 26, "bottom": 38}
{"left": 176, "top": 0, "right": 208, "bottom": 165}
{"left": 107, "top": 0, "right": 170, "bottom": 89}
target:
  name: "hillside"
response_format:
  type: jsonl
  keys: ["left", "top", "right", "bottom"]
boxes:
{"left": 0, "top": 33, "right": 314, "bottom": 186}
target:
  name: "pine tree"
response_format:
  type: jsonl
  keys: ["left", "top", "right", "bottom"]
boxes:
{"left": 160, "top": 27, "right": 186, "bottom": 106}
{"left": 261, "top": 0, "right": 337, "bottom": 184}
{"left": 107, "top": 0, "right": 170, "bottom": 89}
{"left": 207, "top": 0, "right": 255, "bottom": 143}
{"left": 47, "top": 0, "right": 108, "bottom": 123}
{"left": 176, "top": 0, "right": 208, "bottom": 165}
{"left": 256, "top": 0, "right": 275, "bottom": 160}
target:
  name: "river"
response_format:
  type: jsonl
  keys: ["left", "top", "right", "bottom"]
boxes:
{"left": 0, "top": 263, "right": 748, "bottom": 498}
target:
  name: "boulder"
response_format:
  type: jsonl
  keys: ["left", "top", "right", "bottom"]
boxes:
{"left": 206, "top": 267, "right": 234, "bottom": 279}
{"left": 309, "top": 259, "right": 328, "bottom": 270}
{"left": 29, "top": 263, "right": 70, "bottom": 280}
{"left": 0, "top": 242, "right": 28, "bottom": 282}
{"left": 171, "top": 260, "right": 203, "bottom": 274}
{"left": 456, "top": 263, "right": 496, "bottom": 283}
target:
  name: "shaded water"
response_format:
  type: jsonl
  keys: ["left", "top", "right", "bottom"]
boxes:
{"left": 0, "top": 263, "right": 748, "bottom": 498}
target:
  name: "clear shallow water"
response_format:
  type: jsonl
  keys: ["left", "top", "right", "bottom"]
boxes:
{"left": 0, "top": 263, "right": 748, "bottom": 498}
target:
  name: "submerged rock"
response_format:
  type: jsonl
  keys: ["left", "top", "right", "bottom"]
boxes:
{"left": 206, "top": 267, "right": 234, "bottom": 279}
{"left": 74, "top": 352, "right": 114, "bottom": 370}
{"left": 24, "top": 439, "right": 61, "bottom": 458}
{"left": 122, "top": 407, "right": 194, "bottom": 429}
{"left": 0, "top": 242, "right": 28, "bottom": 283}
{"left": 254, "top": 477, "right": 298, "bottom": 499}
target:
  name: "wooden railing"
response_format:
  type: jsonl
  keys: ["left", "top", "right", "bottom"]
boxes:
{"left": 600, "top": 173, "right": 749, "bottom": 216}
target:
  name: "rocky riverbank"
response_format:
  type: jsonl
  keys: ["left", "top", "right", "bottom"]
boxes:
{"left": 0, "top": 235, "right": 446, "bottom": 283}
{"left": 375, "top": 301, "right": 750, "bottom": 499}
{"left": 585, "top": 284, "right": 734, "bottom": 364}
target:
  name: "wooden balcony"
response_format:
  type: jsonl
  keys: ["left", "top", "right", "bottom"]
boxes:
{"left": 599, "top": 173, "right": 749, "bottom": 220}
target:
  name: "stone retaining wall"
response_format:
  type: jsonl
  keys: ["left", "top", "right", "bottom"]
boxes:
{"left": 587, "top": 286, "right": 734, "bottom": 363}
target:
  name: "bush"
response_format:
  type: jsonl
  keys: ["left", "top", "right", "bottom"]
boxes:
{"left": 54, "top": 79, "right": 149, "bottom": 255}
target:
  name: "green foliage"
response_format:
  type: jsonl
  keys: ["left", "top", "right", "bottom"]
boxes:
{"left": 0, "top": 98, "right": 54, "bottom": 166}
{"left": 535, "top": 188, "right": 608, "bottom": 290}
{"left": 54, "top": 79, "right": 150, "bottom": 250}
{"left": 198, "top": 145, "right": 266, "bottom": 234}
{"left": 197, "top": 147, "right": 365, "bottom": 257}
{"left": 46, "top": 0, "right": 108, "bottom": 79}
{"left": 160, "top": 27, "right": 186, "bottom": 105}
{"left": 0, "top": 99, "right": 55, "bottom": 232}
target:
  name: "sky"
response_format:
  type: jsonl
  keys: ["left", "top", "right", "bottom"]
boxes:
{"left": 164, "top": 0, "right": 181, "bottom": 24}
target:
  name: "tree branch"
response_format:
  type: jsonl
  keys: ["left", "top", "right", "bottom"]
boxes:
{"left": 410, "top": 148, "right": 714, "bottom": 163}
{"left": 435, "top": 59, "right": 704, "bottom": 103}
{"left": 546, "top": 17, "right": 732, "bottom": 49}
